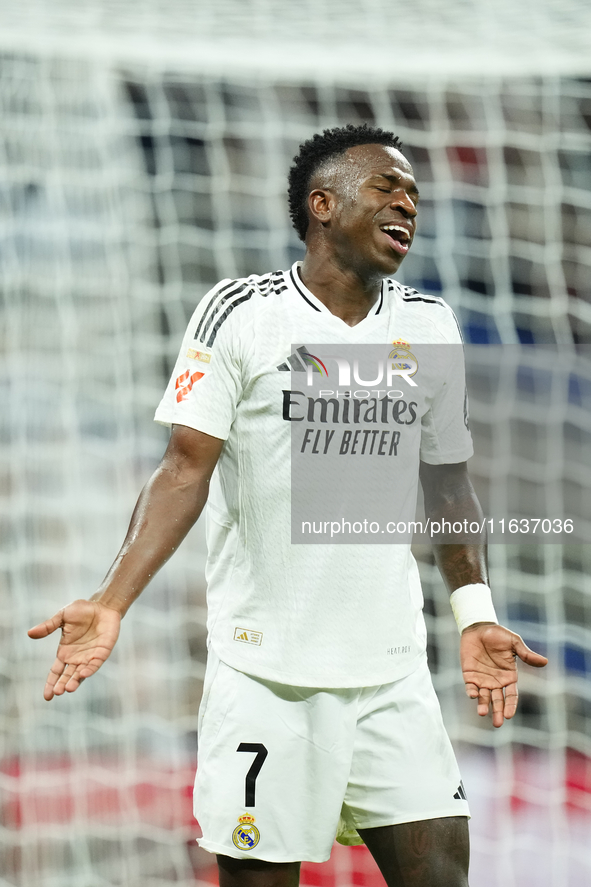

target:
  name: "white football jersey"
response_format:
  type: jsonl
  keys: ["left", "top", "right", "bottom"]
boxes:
{"left": 155, "top": 263, "right": 473, "bottom": 687}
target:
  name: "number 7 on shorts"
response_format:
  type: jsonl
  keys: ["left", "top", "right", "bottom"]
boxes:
{"left": 236, "top": 743, "right": 268, "bottom": 807}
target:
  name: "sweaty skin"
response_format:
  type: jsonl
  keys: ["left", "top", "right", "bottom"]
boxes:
{"left": 300, "top": 144, "right": 419, "bottom": 325}
{"left": 29, "top": 141, "right": 548, "bottom": 887}
{"left": 28, "top": 426, "right": 224, "bottom": 701}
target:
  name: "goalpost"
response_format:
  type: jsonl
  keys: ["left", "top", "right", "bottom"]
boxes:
{"left": 2, "top": 2, "right": 591, "bottom": 885}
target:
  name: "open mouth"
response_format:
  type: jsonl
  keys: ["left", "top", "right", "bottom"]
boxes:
{"left": 380, "top": 224, "right": 412, "bottom": 256}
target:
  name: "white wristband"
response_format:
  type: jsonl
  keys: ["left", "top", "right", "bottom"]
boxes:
{"left": 450, "top": 584, "right": 498, "bottom": 634}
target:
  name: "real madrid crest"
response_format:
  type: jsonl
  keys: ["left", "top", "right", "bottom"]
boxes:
{"left": 389, "top": 340, "right": 418, "bottom": 378}
{"left": 232, "top": 813, "right": 261, "bottom": 851}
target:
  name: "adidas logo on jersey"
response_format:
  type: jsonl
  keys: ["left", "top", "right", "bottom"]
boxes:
{"left": 233, "top": 627, "right": 263, "bottom": 646}
{"left": 277, "top": 345, "right": 322, "bottom": 374}
{"left": 454, "top": 781, "right": 467, "bottom": 800}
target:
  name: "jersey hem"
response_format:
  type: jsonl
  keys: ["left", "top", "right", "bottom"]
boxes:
{"left": 196, "top": 837, "right": 331, "bottom": 864}
{"left": 347, "top": 806, "right": 471, "bottom": 834}
{"left": 153, "top": 409, "right": 229, "bottom": 440}
{"left": 210, "top": 640, "right": 427, "bottom": 689}
{"left": 419, "top": 445, "right": 474, "bottom": 465}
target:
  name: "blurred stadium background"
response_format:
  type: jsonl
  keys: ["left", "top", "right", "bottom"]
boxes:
{"left": 2, "top": 1, "right": 591, "bottom": 885}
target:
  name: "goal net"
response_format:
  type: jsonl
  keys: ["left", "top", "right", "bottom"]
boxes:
{"left": 2, "top": 2, "right": 591, "bottom": 886}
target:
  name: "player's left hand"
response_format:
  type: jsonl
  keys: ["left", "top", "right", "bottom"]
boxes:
{"left": 460, "top": 623, "right": 548, "bottom": 728}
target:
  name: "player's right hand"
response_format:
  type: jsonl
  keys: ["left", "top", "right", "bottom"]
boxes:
{"left": 28, "top": 599, "right": 121, "bottom": 701}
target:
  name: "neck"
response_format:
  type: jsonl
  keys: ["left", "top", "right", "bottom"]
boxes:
{"left": 299, "top": 250, "right": 383, "bottom": 327}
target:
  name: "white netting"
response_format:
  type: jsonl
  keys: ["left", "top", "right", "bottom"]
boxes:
{"left": 2, "top": 3, "right": 591, "bottom": 886}
{"left": 2, "top": 0, "right": 591, "bottom": 79}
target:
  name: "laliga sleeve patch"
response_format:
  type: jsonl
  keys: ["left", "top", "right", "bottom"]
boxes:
{"left": 175, "top": 368, "right": 205, "bottom": 402}
{"left": 232, "top": 814, "right": 260, "bottom": 850}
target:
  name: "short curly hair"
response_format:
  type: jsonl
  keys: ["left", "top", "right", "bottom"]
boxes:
{"left": 288, "top": 124, "right": 403, "bottom": 242}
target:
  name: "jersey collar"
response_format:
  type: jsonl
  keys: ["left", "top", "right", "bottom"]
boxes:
{"left": 290, "top": 262, "right": 384, "bottom": 318}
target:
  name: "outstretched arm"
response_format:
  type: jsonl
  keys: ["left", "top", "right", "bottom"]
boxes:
{"left": 28, "top": 424, "right": 224, "bottom": 700}
{"left": 420, "top": 460, "right": 548, "bottom": 728}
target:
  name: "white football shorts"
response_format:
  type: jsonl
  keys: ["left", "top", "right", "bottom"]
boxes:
{"left": 194, "top": 649, "right": 469, "bottom": 863}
